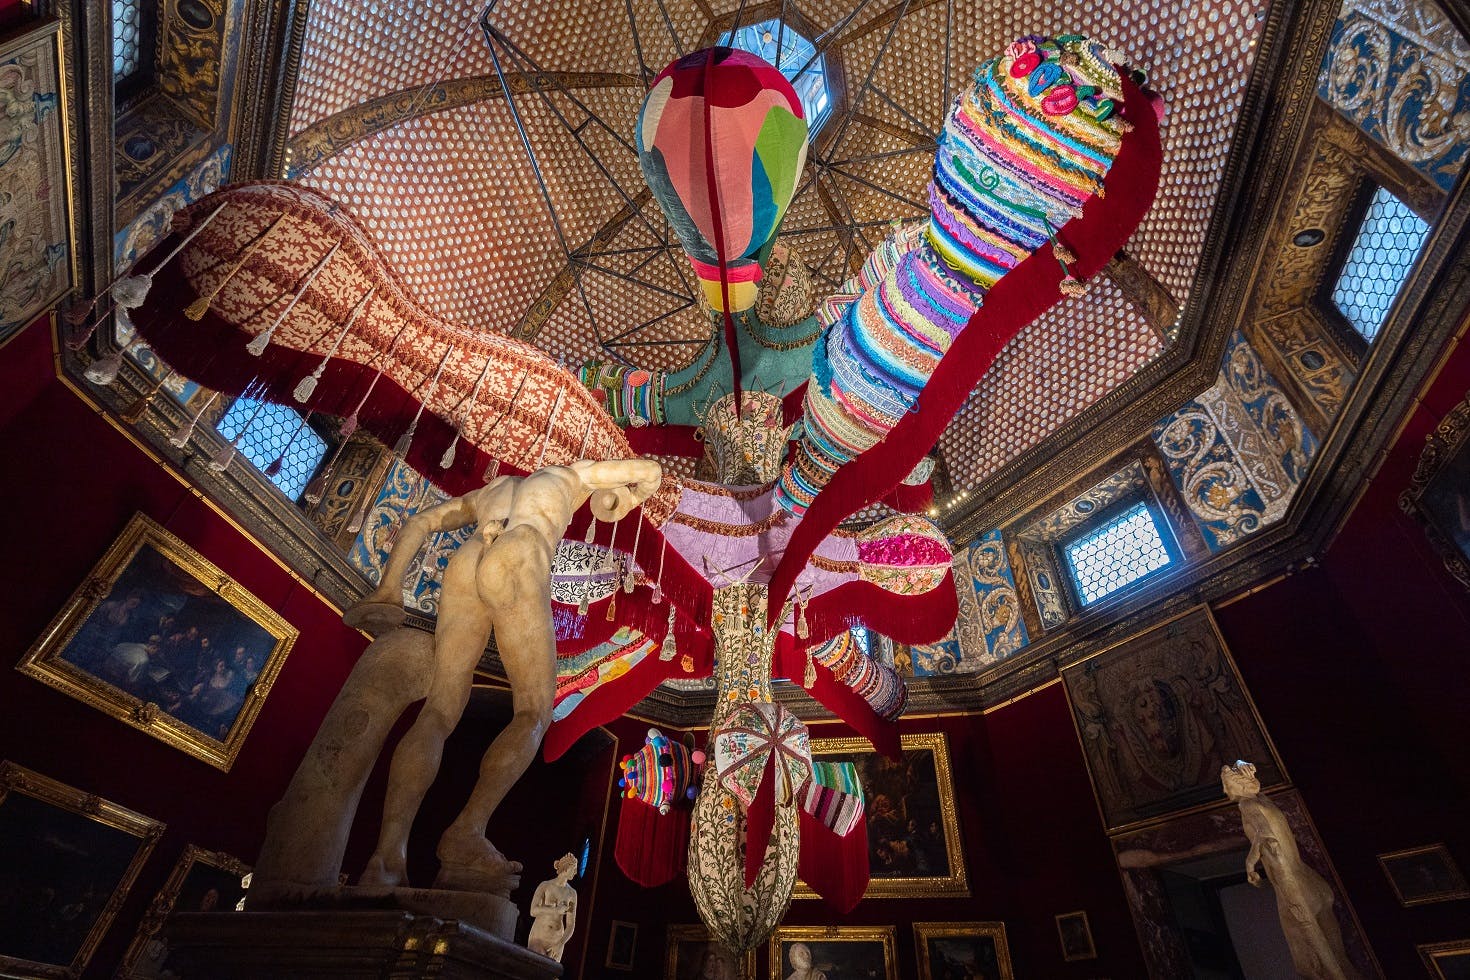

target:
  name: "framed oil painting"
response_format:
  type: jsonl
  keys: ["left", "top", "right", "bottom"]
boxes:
{"left": 1421, "top": 939, "right": 1470, "bottom": 980}
{"left": 17, "top": 512, "right": 298, "bottom": 771}
{"left": 914, "top": 922, "right": 1013, "bottom": 980}
{"left": 1378, "top": 844, "right": 1469, "bottom": 907}
{"left": 0, "top": 19, "right": 75, "bottom": 344}
{"left": 1061, "top": 606, "right": 1285, "bottom": 831}
{"left": 119, "top": 845, "right": 250, "bottom": 978}
{"left": 1055, "top": 910, "right": 1096, "bottom": 961}
{"left": 794, "top": 731, "right": 967, "bottom": 898}
{"left": 665, "top": 924, "right": 756, "bottom": 980}
{"left": 0, "top": 761, "right": 164, "bottom": 979}
{"left": 1401, "top": 387, "right": 1470, "bottom": 593}
{"left": 606, "top": 919, "right": 638, "bottom": 971}
{"left": 771, "top": 926, "right": 896, "bottom": 980}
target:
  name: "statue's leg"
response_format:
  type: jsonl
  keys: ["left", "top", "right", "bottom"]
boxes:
{"left": 360, "top": 540, "right": 493, "bottom": 887}
{"left": 437, "top": 526, "right": 555, "bottom": 876}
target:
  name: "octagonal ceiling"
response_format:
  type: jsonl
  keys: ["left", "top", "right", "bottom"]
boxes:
{"left": 284, "top": 0, "right": 1269, "bottom": 491}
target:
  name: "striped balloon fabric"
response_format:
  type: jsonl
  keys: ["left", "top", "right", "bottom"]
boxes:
{"left": 777, "top": 34, "right": 1132, "bottom": 515}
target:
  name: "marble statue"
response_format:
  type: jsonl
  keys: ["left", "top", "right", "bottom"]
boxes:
{"left": 785, "top": 942, "right": 827, "bottom": 980}
{"left": 1221, "top": 762, "right": 1362, "bottom": 980}
{"left": 348, "top": 458, "right": 662, "bottom": 893}
{"left": 526, "top": 853, "right": 579, "bottom": 961}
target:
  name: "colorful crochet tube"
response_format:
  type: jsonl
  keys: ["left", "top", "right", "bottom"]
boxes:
{"left": 777, "top": 34, "right": 1131, "bottom": 515}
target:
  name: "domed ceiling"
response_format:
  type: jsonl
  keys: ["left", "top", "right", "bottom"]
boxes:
{"left": 282, "top": 0, "right": 1269, "bottom": 491}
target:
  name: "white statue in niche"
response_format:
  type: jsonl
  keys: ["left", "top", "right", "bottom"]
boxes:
{"left": 526, "top": 853, "right": 579, "bottom": 961}
{"left": 1221, "top": 762, "right": 1362, "bottom": 980}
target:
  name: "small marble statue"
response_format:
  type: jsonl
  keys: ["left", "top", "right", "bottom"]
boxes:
{"left": 526, "top": 853, "right": 579, "bottom": 961}
{"left": 348, "top": 458, "right": 662, "bottom": 894}
{"left": 785, "top": 942, "right": 827, "bottom": 980}
{"left": 1221, "top": 762, "right": 1362, "bottom": 980}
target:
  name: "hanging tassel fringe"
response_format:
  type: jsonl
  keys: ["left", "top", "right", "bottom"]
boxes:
{"left": 188, "top": 215, "right": 285, "bottom": 322}
{"left": 294, "top": 286, "right": 372, "bottom": 403}
{"left": 247, "top": 239, "right": 341, "bottom": 355}
{"left": 209, "top": 444, "right": 237, "bottom": 472}
{"left": 169, "top": 390, "right": 220, "bottom": 447}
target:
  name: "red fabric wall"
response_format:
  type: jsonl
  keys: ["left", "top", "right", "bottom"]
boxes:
{"left": 1215, "top": 330, "right": 1470, "bottom": 978}
{"left": 0, "top": 318, "right": 368, "bottom": 975}
{"left": 578, "top": 699, "right": 1148, "bottom": 980}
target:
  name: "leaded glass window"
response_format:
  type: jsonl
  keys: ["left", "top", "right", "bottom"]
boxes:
{"left": 721, "top": 19, "right": 832, "bottom": 132}
{"left": 113, "top": 0, "right": 142, "bottom": 81}
{"left": 1331, "top": 186, "right": 1431, "bottom": 344}
{"left": 1062, "top": 501, "right": 1173, "bottom": 607}
{"left": 215, "top": 398, "right": 329, "bottom": 502}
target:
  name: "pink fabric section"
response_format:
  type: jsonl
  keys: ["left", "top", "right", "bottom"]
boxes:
{"left": 856, "top": 533, "right": 952, "bottom": 568}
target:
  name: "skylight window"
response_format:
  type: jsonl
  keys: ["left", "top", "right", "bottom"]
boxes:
{"left": 112, "top": 0, "right": 142, "bottom": 81}
{"left": 1331, "top": 186, "right": 1431, "bottom": 344}
{"left": 216, "top": 398, "right": 329, "bottom": 502}
{"left": 1063, "top": 501, "right": 1174, "bottom": 607}
{"left": 721, "top": 19, "right": 832, "bottom": 132}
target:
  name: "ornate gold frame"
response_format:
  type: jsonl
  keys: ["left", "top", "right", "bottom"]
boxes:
{"left": 0, "top": 18, "right": 76, "bottom": 342}
{"left": 1400, "top": 386, "right": 1470, "bottom": 592}
{"left": 1054, "top": 910, "right": 1096, "bottom": 962}
{"left": 770, "top": 925, "right": 897, "bottom": 980}
{"left": 663, "top": 924, "right": 756, "bottom": 980}
{"left": 793, "top": 731, "right": 967, "bottom": 899}
{"left": 118, "top": 844, "right": 250, "bottom": 978}
{"left": 0, "top": 760, "right": 164, "bottom": 979}
{"left": 913, "top": 921, "right": 1012, "bottom": 980}
{"left": 17, "top": 512, "right": 299, "bottom": 771}
{"left": 1419, "top": 938, "right": 1470, "bottom": 979}
{"left": 1377, "top": 843, "right": 1470, "bottom": 907}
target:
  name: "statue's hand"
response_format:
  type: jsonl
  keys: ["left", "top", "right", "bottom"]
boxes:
{"left": 1247, "top": 868, "right": 1263, "bottom": 888}
{"left": 344, "top": 600, "right": 407, "bottom": 635}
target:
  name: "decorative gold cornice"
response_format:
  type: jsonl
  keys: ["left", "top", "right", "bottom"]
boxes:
{"left": 285, "top": 71, "right": 641, "bottom": 176}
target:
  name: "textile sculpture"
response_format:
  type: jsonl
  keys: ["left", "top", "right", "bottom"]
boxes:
{"left": 797, "top": 761, "right": 869, "bottom": 913}
{"left": 778, "top": 34, "right": 1134, "bottom": 516}
{"left": 614, "top": 728, "right": 705, "bottom": 888}
{"left": 636, "top": 47, "right": 809, "bottom": 409}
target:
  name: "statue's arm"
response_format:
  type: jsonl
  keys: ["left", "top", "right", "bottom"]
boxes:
{"left": 347, "top": 496, "right": 480, "bottom": 626}
{"left": 577, "top": 459, "right": 662, "bottom": 501}
{"left": 1245, "top": 838, "right": 1264, "bottom": 886}
{"left": 528, "top": 881, "right": 552, "bottom": 914}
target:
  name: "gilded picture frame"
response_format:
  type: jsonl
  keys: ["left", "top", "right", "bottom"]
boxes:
{"left": 914, "top": 921, "right": 1013, "bottom": 980}
{"left": 770, "top": 925, "right": 897, "bottom": 980}
{"left": 1055, "top": 910, "right": 1097, "bottom": 962}
{"left": 794, "top": 731, "right": 968, "bottom": 899}
{"left": 1377, "top": 843, "right": 1470, "bottom": 907}
{"left": 664, "top": 923, "right": 756, "bottom": 980}
{"left": 1061, "top": 605, "right": 1286, "bottom": 832}
{"left": 17, "top": 512, "right": 298, "bottom": 771}
{"left": 0, "top": 18, "right": 75, "bottom": 345}
{"left": 0, "top": 760, "right": 164, "bottom": 979}
{"left": 118, "top": 844, "right": 251, "bottom": 978}
{"left": 1400, "top": 386, "right": 1470, "bottom": 593}
{"left": 1419, "top": 939, "right": 1470, "bottom": 980}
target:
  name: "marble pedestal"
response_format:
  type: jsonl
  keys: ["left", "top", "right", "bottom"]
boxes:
{"left": 166, "top": 910, "right": 562, "bottom": 979}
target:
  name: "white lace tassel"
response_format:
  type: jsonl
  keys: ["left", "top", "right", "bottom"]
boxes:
{"left": 169, "top": 390, "right": 220, "bottom": 447}
{"left": 296, "top": 286, "right": 372, "bottom": 402}
{"left": 248, "top": 241, "right": 340, "bottom": 356}
{"left": 393, "top": 343, "right": 454, "bottom": 459}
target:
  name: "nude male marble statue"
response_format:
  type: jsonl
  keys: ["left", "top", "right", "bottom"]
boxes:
{"left": 526, "top": 853, "right": 579, "bottom": 961}
{"left": 346, "top": 458, "right": 662, "bottom": 892}
{"left": 1221, "top": 762, "right": 1362, "bottom": 980}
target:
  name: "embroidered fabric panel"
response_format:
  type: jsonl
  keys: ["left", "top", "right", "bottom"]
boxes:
{"left": 1318, "top": 0, "right": 1470, "bottom": 191}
